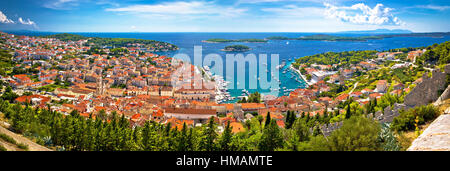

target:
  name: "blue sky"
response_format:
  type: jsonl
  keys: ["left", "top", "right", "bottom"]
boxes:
{"left": 0, "top": 0, "right": 449, "bottom": 32}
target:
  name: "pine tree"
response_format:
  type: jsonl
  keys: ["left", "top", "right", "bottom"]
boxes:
{"left": 219, "top": 121, "right": 232, "bottom": 151}
{"left": 346, "top": 103, "right": 352, "bottom": 119}
{"left": 258, "top": 120, "right": 283, "bottom": 151}
{"left": 202, "top": 116, "right": 217, "bottom": 151}
{"left": 265, "top": 112, "right": 271, "bottom": 128}
{"left": 177, "top": 123, "right": 188, "bottom": 151}
{"left": 141, "top": 121, "right": 151, "bottom": 150}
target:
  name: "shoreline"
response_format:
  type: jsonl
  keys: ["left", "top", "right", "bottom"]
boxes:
{"left": 289, "top": 64, "right": 313, "bottom": 87}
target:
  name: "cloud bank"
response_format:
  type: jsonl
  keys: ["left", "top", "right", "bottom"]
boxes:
{"left": 0, "top": 10, "right": 37, "bottom": 27}
{"left": 324, "top": 3, "right": 402, "bottom": 25}
{"left": 0, "top": 11, "right": 15, "bottom": 24}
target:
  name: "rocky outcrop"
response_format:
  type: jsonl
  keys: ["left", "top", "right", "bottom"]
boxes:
{"left": 407, "top": 113, "right": 450, "bottom": 151}
{"left": 404, "top": 65, "right": 449, "bottom": 108}
{"left": 434, "top": 85, "right": 450, "bottom": 106}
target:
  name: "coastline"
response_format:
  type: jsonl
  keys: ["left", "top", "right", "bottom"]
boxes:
{"left": 289, "top": 64, "right": 313, "bottom": 87}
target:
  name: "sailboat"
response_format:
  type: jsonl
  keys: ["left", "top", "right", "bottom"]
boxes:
{"left": 286, "top": 41, "right": 290, "bottom": 45}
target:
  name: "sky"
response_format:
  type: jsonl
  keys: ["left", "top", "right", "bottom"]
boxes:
{"left": 0, "top": 0, "right": 449, "bottom": 32}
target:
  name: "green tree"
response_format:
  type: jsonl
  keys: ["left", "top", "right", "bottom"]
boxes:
{"left": 258, "top": 120, "right": 283, "bottom": 151}
{"left": 264, "top": 112, "right": 271, "bottom": 127}
{"left": 219, "top": 121, "right": 233, "bottom": 151}
{"left": 201, "top": 117, "right": 217, "bottom": 151}
{"left": 325, "top": 116, "right": 381, "bottom": 151}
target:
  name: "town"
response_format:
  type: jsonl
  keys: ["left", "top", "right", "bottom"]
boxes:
{"left": 0, "top": 31, "right": 449, "bottom": 151}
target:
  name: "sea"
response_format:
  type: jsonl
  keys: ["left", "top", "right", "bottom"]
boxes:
{"left": 7, "top": 31, "right": 450, "bottom": 102}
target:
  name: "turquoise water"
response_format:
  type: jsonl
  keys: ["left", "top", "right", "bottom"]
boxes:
{"left": 8, "top": 31, "right": 450, "bottom": 101}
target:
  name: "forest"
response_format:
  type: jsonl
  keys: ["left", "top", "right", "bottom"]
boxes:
{"left": 417, "top": 41, "right": 450, "bottom": 65}
{"left": 292, "top": 50, "right": 378, "bottom": 68}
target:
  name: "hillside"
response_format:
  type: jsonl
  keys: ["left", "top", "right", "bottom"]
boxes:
{"left": 42, "top": 33, "right": 179, "bottom": 51}
{"left": 0, "top": 124, "right": 51, "bottom": 151}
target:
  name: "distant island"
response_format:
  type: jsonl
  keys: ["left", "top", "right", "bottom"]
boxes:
{"left": 222, "top": 45, "right": 251, "bottom": 52}
{"left": 41, "top": 33, "right": 179, "bottom": 51}
{"left": 267, "top": 32, "right": 450, "bottom": 42}
{"left": 267, "top": 34, "right": 383, "bottom": 42}
{"left": 338, "top": 29, "right": 413, "bottom": 34}
{"left": 203, "top": 38, "right": 267, "bottom": 43}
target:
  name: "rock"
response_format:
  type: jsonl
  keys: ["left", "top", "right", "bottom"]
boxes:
{"left": 408, "top": 114, "right": 450, "bottom": 151}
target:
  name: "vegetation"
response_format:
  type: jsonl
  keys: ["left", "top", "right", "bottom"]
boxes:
{"left": 309, "top": 116, "right": 382, "bottom": 151}
{"left": 0, "top": 86, "right": 18, "bottom": 103}
{"left": 0, "top": 49, "right": 14, "bottom": 77}
{"left": 41, "top": 33, "right": 86, "bottom": 41}
{"left": 267, "top": 34, "right": 383, "bottom": 41}
{"left": 0, "top": 133, "right": 17, "bottom": 144}
{"left": 417, "top": 41, "right": 450, "bottom": 65}
{"left": 0, "top": 96, "right": 396, "bottom": 151}
{"left": 222, "top": 45, "right": 251, "bottom": 52}
{"left": 238, "top": 92, "right": 261, "bottom": 103}
{"left": 267, "top": 32, "right": 450, "bottom": 42}
{"left": 0, "top": 144, "right": 6, "bottom": 151}
{"left": 293, "top": 50, "right": 377, "bottom": 67}
{"left": 391, "top": 104, "right": 439, "bottom": 132}
{"left": 205, "top": 38, "right": 267, "bottom": 43}
{"left": 0, "top": 133, "right": 29, "bottom": 150}
{"left": 110, "top": 84, "right": 127, "bottom": 89}
{"left": 41, "top": 33, "right": 178, "bottom": 51}
{"left": 37, "top": 79, "right": 71, "bottom": 92}
{"left": 298, "top": 34, "right": 382, "bottom": 41}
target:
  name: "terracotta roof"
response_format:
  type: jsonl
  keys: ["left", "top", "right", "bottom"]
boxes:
{"left": 164, "top": 108, "right": 216, "bottom": 115}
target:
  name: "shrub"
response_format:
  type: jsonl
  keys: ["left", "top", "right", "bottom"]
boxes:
{"left": 0, "top": 144, "right": 7, "bottom": 151}
{"left": 392, "top": 104, "right": 439, "bottom": 131}
{"left": 17, "top": 143, "right": 29, "bottom": 150}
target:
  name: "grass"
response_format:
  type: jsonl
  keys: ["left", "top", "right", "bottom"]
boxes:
{"left": 17, "top": 143, "right": 29, "bottom": 150}
{"left": 395, "top": 121, "right": 432, "bottom": 151}
{"left": 0, "top": 133, "right": 29, "bottom": 151}
{"left": 0, "top": 133, "right": 17, "bottom": 144}
{"left": 0, "top": 144, "right": 7, "bottom": 151}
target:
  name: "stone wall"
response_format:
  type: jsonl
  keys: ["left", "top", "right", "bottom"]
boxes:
{"left": 404, "top": 64, "right": 450, "bottom": 108}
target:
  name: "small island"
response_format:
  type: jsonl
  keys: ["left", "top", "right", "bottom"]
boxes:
{"left": 222, "top": 45, "right": 251, "bottom": 52}
{"left": 203, "top": 38, "right": 267, "bottom": 43}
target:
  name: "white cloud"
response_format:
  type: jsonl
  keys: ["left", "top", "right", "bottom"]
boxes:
{"left": 416, "top": 5, "right": 450, "bottom": 11}
{"left": 324, "top": 3, "right": 403, "bottom": 25}
{"left": 262, "top": 5, "right": 324, "bottom": 18}
{"left": 43, "top": 0, "right": 79, "bottom": 10}
{"left": 0, "top": 11, "right": 15, "bottom": 24}
{"left": 105, "top": 1, "right": 247, "bottom": 18}
{"left": 238, "top": 0, "right": 327, "bottom": 4}
{"left": 0, "top": 10, "right": 37, "bottom": 28}
{"left": 18, "top": 17, "right": 36, "bottom": 26}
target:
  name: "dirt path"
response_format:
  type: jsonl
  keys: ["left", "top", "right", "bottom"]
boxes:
{"left": 0, "top": 125, "right": 52, "bottom": 151}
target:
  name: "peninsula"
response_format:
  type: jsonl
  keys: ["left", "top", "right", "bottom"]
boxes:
{"left": 41, "top": 33, "right": 179, "bottom": 52}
